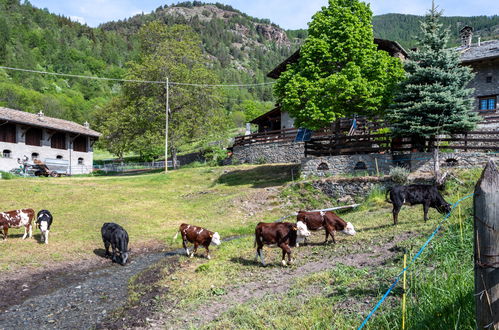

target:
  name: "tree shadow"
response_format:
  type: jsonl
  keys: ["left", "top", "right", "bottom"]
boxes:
{"left": 215, "top": 164, "right": 300, "bottom": 188}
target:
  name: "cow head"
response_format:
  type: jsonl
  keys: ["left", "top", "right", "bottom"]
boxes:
{"left": 210, "top": 232, "right": 221, "bottom": 246}
{"left": 341, "top": 222, "right": 356, "bottom": 236}
{"left": 120, "top": 251, "right": 129, "bottom": 265}
{"left": 296, "top": 221, "right": 311, "bottom": 238}
{"left": 436, "top": 203, "right": 452, "bottom": 214}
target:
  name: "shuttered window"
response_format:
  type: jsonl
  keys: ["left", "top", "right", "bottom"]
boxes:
{"left": 51, "top": 132, "right": 66, "bottom": 150}
{"left": 25, "top": 128, "right": 42, "bottom": 146}
{"left": 0, "top": 124, "right": 16, "bottom": 143}
{"left": 73, "top": 136, "right": 87, "bottom": 152}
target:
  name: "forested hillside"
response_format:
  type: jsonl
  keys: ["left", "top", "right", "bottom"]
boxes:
{"left": 373, "top": 14, "right": 499, "bottom": 49}
{"left": 0, "top": 0, "right": 299, "bottom": 125}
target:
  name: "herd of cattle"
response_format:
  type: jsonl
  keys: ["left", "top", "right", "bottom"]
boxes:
{"left": 0, "top": 184, "right": 452, "bottom": 267}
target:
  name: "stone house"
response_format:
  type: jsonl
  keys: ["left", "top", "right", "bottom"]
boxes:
{"left": 0, "top": 107, "right": 100, "bottom": 175}
{"left": 459, "top": 26, "right": 499, "bottom": 116}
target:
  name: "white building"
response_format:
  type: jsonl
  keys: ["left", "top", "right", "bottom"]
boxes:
{"left": 0, "top": 107, "right": 101, "bottom": 175}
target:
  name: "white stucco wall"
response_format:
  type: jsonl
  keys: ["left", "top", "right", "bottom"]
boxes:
{"left": 280, "top": 111, "right": 295, "bottom": 129}
{"left": 0, "top": 124, "right": 95, "bottom": 175}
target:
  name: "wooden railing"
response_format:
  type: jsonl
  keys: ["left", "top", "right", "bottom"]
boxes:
{"left": 305, "top": 131, "right": 499, "bottom": 157}
{"left": 233, "top": 128, "right": 299, "bottom": 146}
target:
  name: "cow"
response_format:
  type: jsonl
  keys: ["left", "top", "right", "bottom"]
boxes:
{"left": 0, "top": 208, "right": 35, "bottom": 240}
{"left": 173, "top": 224, "right": 221, "bottom": 259}
{"left": 254, "top": 221, "right": 311, "bottom": 267}
{"left": 36, "top": 210, "right": 53, "bottom": 244}
{"left": 101, "top": 223, "right": 130, "bottom": 265}
{"left": 296, "top": 210, "right": 356, "bottom": 245}
{"left": 386, "top": 184, "right": 452, "bottom": 225}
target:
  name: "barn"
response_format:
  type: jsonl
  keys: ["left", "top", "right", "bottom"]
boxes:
{"left": 0, "top": 107, "right": 101, "bottom": 175}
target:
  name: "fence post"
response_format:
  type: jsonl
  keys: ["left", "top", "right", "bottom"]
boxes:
{"left": 474, "top": 160, "right": 499, "bottom": 330}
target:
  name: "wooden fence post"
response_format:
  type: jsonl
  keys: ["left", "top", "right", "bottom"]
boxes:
{"left": 474, "top": 160, "right": 499, "bottom": 330}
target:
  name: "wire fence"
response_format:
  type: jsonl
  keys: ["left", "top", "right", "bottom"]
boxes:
{"left": 357, "top": 193, "right": 475, "bottom": 329}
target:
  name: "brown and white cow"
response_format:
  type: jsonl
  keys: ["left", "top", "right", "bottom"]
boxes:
{"left": 254, "top": 221, "right": 311, "bottom": 266}
{"left": 174, "top": 224, "right": 221, "bottom": 259}
{"left": 297, "top": 210, "right": 356, "bottom": 245}
{"left": 0, "top": 208, "right": 35, "bottom": 240}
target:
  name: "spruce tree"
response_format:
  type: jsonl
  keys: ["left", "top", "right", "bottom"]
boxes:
{"left": 388, "top": 2, "right": 480, "bottom": 139}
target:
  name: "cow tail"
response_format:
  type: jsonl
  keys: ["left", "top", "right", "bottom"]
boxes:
{"left": 173, "top": 231, "right": 179, "bottom": 240}
{"left": 385, "top": 188, "right": 393, "bottom": 203}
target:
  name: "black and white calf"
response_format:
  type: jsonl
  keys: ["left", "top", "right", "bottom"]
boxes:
{"left": 101, "top": 223, "right": 130, "bottom": 265}
{"left": 36, "top": 210, "right": 53, "bottom": 244}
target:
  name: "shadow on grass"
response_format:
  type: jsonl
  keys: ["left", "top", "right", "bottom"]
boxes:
{"left": 216, "top": 164, "right": 300, "bottom": 188}
{"left": 356, "top": 223, "right": 394, "bottom": 233}
{"left": 93, "top": 248, "right": 108, "bottom": 258}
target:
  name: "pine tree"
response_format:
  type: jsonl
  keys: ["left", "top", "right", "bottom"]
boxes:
{"left": 388, "top": 2, "right": 480, "bottom": 139}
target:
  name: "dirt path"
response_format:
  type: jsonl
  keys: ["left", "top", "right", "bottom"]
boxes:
{"left": 0, "top": 249, "right": 181, "bottom": 330}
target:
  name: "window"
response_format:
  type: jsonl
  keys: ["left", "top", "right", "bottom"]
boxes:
{"left": 25, "top": 128, "right": 42, "bottom": 146}
{"left": 354, "top": 161, "right": 367, "bottom": 170}
{"left": 73, "top": 136, "right": 87, "bottom": 152}
{"left": 31, "top": 153, "right": 39, "bottom": 160}
{"left": 486, "top": 76, "right": 493, "bottom": 83}
{"left": 479, "top": 96, "right": 497, "bottom": 111}
{"left": 51, "top": 133, "right": 66, "bottom": 150}
{"left": 78, "top": 158, "right": 84, "bottom": 165}
{"left": 56, "top": 155, "right": 63, "bottom": 159}
{"left": 317, "top": 162, "right": 329, "bottom": 171}
{"left": 2, "top": 150, "right": 11, "bottom": 158}
{"left": 0, "top": 124, "right": 16, "bottom": 143}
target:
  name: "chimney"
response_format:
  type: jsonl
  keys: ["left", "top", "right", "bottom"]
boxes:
{"left": 83, "top": 121, "right": 90, "bottom": 129}
{"left": 478, "top": 36, "right": 481, "bottom": 47}
{"left": 37, "top": 111, "right": 44, "bottom": 121}
{"left": 459, "top": 26, "right": 473, "bottom": 48}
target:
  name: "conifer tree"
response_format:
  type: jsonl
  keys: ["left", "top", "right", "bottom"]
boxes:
{"left": 388, "top": 2, "right": 480, "bottom": 139}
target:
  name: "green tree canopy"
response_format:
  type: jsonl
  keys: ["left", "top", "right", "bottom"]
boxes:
{"left": 274, "top": 0, "right": 404, "bottom": 130}
{"left": 388, "top": 3, "right": 480, "bottom": 138}
{"left": 97, "top": 22, "right": 227, "bottom": 164}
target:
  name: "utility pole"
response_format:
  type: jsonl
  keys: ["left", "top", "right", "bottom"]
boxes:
{"left": 165, "top": 77, "right": 169, "bottom": 174}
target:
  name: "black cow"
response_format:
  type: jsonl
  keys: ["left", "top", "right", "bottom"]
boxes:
{"left": 386, "top": 184, "right": 452, "bottom": 225}
{"left": 101, "top": 223, "right": 129, "bottom": 265}
{"left": 36, "top": 210, "right": 53, "bottom": 244}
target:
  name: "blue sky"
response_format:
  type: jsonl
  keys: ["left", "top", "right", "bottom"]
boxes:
{"left": 29, "top": 0, "right": 499, "bottom": 30}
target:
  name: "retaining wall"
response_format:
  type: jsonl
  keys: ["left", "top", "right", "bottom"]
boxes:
{"left": 232, "top": 141, "right": 304, "bottom": 164}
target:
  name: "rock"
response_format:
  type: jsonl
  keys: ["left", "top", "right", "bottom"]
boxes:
{"left": 337, "top": 195, "right": 355, "bottom": 204}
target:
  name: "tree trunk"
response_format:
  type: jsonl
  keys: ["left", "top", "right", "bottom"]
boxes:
{"left": 171, "top": 147, "right": 178, "bottom": 169}
{"left": 474, "top": 160, "right": 499, "bottom": 330}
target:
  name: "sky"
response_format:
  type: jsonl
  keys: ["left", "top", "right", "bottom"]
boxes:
{"left": 28, "top": 0, "right": 499, "bottom": 30}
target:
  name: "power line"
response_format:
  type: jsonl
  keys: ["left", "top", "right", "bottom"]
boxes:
{"left": 0, "top": 65, "right": 276, "bottom": 88}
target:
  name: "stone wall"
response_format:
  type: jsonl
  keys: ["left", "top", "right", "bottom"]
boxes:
{"left": 468, "top": 58, "right": 499, "bottom": 112}
{"left": 301, "top": 152, "right": 499, "bottom": 177}
{"left": 233, "top": 141, "right": 304, "bottom": 164}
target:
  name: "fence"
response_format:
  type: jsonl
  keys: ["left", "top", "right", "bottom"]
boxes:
{"left": 305, "top": 131, "right": 499, "bottom": 157}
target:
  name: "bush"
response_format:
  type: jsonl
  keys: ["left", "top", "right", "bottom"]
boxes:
{"left": 0, "top": 171, "right": 15, "bottom": 180}
{"left": 255, "top": 156, "right": 266, "bottom": 165}
{"left": 389, "top": 166, "right": 410, "bottom": 184}
{"left": 204, "top": 146, "right": 228, "bottom": 166}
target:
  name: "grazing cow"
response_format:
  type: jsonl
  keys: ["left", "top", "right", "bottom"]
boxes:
{"left": 297, "top": 210, "right": 356, "bottom": 245}
{"left": 101, "top": 223, "right": 129, "bottom": 265}
{"left": 386, "top": 184, "right": 452, "bottom": 225}
{"left": 254, "top": 221, "right": 311, "bottom": 266}
{"left": 0, "top": 208, "right": 35, "bottom": 240}
{"left": 174, "top": 224, "right": 221, "bottom": 259}
{"left": 36, "top": 210, "right": 53, "bottom": 244}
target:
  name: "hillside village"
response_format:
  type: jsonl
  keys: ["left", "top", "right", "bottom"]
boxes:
{"left": 0, "top": 0, "right": 498, "bottom": 329}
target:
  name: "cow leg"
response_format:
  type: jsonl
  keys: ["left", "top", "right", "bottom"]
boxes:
{"left": 205, "top": 245, "right": 210, "bottom": 259}
{"left": 44, "top": 230, "right": 49, "bottom": 244}
{"left": 279, "top": 243, "right": 292, "bottom": 266}
{"left": 393, "top": 205, "right": 401, "bottom": 225}
{"left": 182, "top": 239, "right": 190, "bottom": 256}
{"left": 104, "top": 241, "right": 110, "bottom": 257}
{"left": 191, "top": 243, "right": 198, "bottom": 258}
{"left": 423, "top": 203, "right": 430, "bottom": 222}
{"left": 257, "top": 246, "right": 265, "bottom": 266}
{"left": 22, "top": 225, "right": 28, "bottom": 239}
{"left": 28, "top": 224, "right": 32, "bottom": 238}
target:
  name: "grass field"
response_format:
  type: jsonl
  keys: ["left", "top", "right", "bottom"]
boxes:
{"left": 0, "top": 164, "right": 481, "bottom": 329}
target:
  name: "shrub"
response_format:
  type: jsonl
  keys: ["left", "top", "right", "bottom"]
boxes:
{"left": 255, "top": 156, "right": 266, "bottom": 165}
{"left": 204, "top": 146, "right": 228, "bottom": 166}
{"left": 0, "top": 171, "right": 15, "bottom": 180}
{"left": 389, "top": 166, "right": 410, "bottom": 184}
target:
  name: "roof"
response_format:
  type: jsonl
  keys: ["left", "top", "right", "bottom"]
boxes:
{"left": 267, "top": 38, "right": 408, "bottom": 79}
{"left": 0, "top": 107, "right": 101, "bottom": 137}
{"left": 250, "top": 107, "right": 281, "bottom": 124}
{"left": 460, "top": 40, "right": 499, "bottom": 64}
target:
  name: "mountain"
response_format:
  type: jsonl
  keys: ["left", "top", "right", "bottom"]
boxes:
{"left": 373, "top": 14, "right": 499, "bottom": 50}
{"left": 0, "top": 1, "right": 299, "bottom": 124}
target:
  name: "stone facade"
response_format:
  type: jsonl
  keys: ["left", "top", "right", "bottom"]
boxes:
{"left": 233, "top": 141, "right": 304, "bottom": 164}
{"left": 0, "top": 124, "right": 95, "bottom": 175}
{"left": 467, "top": 57, "right": 499, "bottom": 113}
{"left": 301, "top": 152, "right": 499, "bottom": 177}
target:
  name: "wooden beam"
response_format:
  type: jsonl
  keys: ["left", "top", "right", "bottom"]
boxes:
{"left": 474, "top": 160, "right": 499, "bottom": 329}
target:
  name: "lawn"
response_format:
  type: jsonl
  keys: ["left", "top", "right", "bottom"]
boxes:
{"left": 0, "top": 164, "right": 481, "bottom": 329}
{"left": 0, "top": 164, "right": 297, "bottom": 272}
